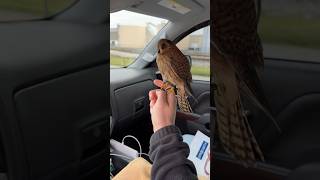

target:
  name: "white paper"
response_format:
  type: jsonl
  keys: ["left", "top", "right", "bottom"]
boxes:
{"left": 187, "top": 131, "right": 210, "bottom": 178}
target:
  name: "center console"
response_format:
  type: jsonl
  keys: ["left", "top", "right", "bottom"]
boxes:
{"left": 110, "top": 139, "right": 141, "bottom": 176}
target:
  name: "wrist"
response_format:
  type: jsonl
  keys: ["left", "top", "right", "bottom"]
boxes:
{"left": 153, "top": 120, "right": 174, "bottom": 132}
{"left": 154, "top": 124, "right": 171, "bottom": 132}
{"left": 151, "top": 125, "right": 181, "bottom": 141}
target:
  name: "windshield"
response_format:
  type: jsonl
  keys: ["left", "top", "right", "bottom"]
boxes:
{"left": 0, "top": 0, "right": 77, "bottom": 22}
{"left": 110, "top": 10, "right": 168, "bottom": 68}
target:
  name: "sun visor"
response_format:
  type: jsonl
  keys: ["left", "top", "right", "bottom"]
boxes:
{"left": 126, "top": 0, "right": 205, "bottom": 22}
{"left": 158, "top": 0, "right": 191, "bottom": 15}
{"left": 110, "top": 0, "right": 145, "bottom": 13}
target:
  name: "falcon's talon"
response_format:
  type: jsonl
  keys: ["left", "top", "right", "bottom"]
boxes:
{"left": 160, "top": 82, "right": 168, "bottom": 90}
{"left": 166, "top": 81, "right": 175, "bottom": 88}
{"left": 160, "top": 81, "right": 171, "bottom": 90}
{"left": 165, "top": 87, "right": 175, "bottom": 94}
{"left": 160, "top": 82, "right": 176, "bottom": 94}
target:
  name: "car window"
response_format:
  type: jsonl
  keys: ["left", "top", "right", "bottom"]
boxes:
{"left": 177, "top": 25, "right": 210, "bottom": 81}
{"left": 0, "top": 0, "right": 77, "bottom": 22}
{"left": 259, "top": 0, "right": 320, "bottom": 62}
{"left": 110, "top": 10, "right": 168, "bottom": 68}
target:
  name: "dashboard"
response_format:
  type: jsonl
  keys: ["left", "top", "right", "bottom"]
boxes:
{"left": 110, "top": 67, "right": 157, "bottom": 134}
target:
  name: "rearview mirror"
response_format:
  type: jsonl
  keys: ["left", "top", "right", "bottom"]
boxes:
{"left": 0, "top": 0, "right": 77, "bottom": 22}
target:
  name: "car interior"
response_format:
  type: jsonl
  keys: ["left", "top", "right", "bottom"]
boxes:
{"left": 110, "top": 0, "right": 320, "bottom": 180}
{"left": 109, "top": 0, "right": 211, "bottom": 176}
{"left": 0, "top": 0, "right": 319, "bottom": 179}
{"left": 0, "top": 0, "right": 107, "bottom": 180}
{"left": 212, "top": 1, "right": 320, "bottom": 180}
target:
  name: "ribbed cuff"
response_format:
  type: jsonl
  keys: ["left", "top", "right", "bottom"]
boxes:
{"left": 150, "top": 125, "right": 181, "bottom": 144}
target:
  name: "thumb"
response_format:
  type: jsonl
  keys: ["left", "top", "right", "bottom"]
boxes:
{"left": 153, "top": 79, "right": 164, "bottom": 88}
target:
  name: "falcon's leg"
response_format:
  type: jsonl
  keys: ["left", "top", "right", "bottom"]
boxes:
{"left": 160, "top": 81, "right": 176, "bottom": 95}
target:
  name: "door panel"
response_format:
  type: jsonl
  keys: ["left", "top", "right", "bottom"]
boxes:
{"left": 249, "top": 58, "right": 320, "bottom": 169}
{"left": 190, "top": 80, "right": 210, "bottom": 115}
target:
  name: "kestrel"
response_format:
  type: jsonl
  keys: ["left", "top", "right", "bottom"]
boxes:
{"left": 156, "top": 39, "right": 193, "bottom": 113}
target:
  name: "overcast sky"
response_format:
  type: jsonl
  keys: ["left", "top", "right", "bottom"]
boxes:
{"left": 110, "top": 10, "right": 208, "bottom": 36}
{"left": 110, "top": 10, "right": 168, "bottom": 28}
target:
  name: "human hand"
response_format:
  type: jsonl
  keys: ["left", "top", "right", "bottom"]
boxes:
{"left": 149, "top": 79, "right": 177, "bottom": 132}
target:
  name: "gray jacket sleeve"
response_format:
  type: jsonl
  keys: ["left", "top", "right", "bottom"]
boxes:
{"left": 148, "top": 125, "right": 198, "bottom": 180}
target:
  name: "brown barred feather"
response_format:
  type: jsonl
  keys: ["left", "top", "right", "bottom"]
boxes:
{"left": 177, "top": 86, "right": 193, "bottom": 113}
{"left": 156, "top": 39, "right": 193, "bottom": 113}
{"left": 212, "top": 48, "right": 264, "bottom": 165}
{"left": 211, "top": 0, "right": 272, "bottom": 165}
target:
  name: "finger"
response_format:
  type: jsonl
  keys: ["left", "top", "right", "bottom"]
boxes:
{"left": 167, "top": 90, "right": 177, "bottom": 110}
{"left": 149, "top": 90, "right": 157, "bottom": 108}
{"left": 150, "top": 100, "right": 154, "bottom": 113}
{"left": 149, "top": 90, "right": 157, "bottom": 101}
{"left": 155, "top": 89, "right": 168, "bottom": 105}
{"left": 153, "top": 79, "right": 164, "bottom": 88}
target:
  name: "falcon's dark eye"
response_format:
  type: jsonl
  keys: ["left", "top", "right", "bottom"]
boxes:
{"left": 158, "top": 50, "right": 160, "bottom": 53}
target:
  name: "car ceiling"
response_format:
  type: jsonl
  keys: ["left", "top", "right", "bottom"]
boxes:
{"left": 110, "top": 0, "right": 210, "bottom": 22}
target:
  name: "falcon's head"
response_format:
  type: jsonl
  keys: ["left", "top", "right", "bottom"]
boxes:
{"left": 157, "top": 39, "right": 174, "bottom": 54}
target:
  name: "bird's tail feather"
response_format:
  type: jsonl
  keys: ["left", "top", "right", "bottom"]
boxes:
{"left": 239, "top": 81, "right": 281, "bottom": 133}
{"left": 177, "top": 86, "right": 193, "bottom": 113}
{"left": 218, "top": 49, "right": 281, "bottom": 133}
{"left": 239, "top": 95, "right": 265, "bottom": 162}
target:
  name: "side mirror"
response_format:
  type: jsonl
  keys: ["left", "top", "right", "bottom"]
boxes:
{"left": 185, "top": 55, "right": 192, "bottom": 66}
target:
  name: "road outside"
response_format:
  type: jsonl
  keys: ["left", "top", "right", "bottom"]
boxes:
{"left": 111, "top": 64, "right": 209, "bottom": 81}
{"left": 110, "top": 50, "right": 210, "bottom": 67}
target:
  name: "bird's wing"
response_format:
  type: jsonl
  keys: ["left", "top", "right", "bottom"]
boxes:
{"left": 163, "top": 47, "right": 192, "bottom": 82}
{"left": 156, "top": 53, "right": 180, "bottom": 84}
{"left": 212, "top": 0, "right": 265, "bottom": 100}
{"left": 212, "top": 0, "right": 280, "bottom": 131}
{"left": 212, "top": 49, "right": 264, "bottom": 165}
{"left": 211, "top": 0, "right": 277, "bottom": 165}
{"left": 212, "top": 0, "right": 263, "bottom": 67}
